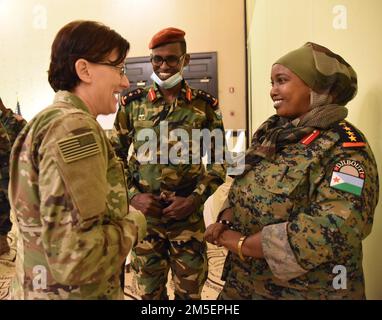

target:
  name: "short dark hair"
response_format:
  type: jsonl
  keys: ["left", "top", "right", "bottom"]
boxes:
{"left": 179, "top": 41, "right": 187, "bottom": 54}
{"left": 48, "top": 20, "right": 130, "bottom": 92}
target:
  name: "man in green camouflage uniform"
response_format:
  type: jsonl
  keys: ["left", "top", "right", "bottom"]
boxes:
{"left": 0, "top": 97, "right": 26, "bottom": 256}
{"left": 9, "top": 21, "right": 146, "bottom": 299}
{"left": 113, "top": 27, "right": 226, "bottom": 299}
{"left": 205, "top": 43, "right": 379, "bottom": 299}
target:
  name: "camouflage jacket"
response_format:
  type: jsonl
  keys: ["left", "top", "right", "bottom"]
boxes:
{"left": 9, "top": 91, "right": 146, "bottom": 300}
{"left": 223, "top": 121, "right": 379, "bottom": 299}
{"left": 113, "top": 81, "right": 226, "bottom": 222}
{"left": 0, "top": 108, "right": 26, "bottom": 213}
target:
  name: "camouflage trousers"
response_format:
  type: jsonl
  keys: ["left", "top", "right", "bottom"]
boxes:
{"left": 131, "top": 217, "right": 208, "bottom": 300}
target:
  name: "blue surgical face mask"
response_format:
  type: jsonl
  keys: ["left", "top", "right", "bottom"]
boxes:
{"left": 150, "top": 55, "right": 186, "bottom": 89}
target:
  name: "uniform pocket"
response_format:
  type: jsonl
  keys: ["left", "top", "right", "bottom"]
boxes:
{"left": 261, "top": 163, "right": 309, "bottom": 197}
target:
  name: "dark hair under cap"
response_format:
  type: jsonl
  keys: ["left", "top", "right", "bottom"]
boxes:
{"left": 274, "top": 42, "right": 357, "bottom": 106}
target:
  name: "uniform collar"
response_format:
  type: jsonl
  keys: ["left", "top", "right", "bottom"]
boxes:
{"left": 148, "top": 80, "right": 193, "bottom": 103}
{"left": 53, "top": 90, "right": 91, "bottom": 114}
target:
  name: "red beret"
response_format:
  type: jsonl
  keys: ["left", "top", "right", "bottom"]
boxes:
{"left": 149, "top": 27, "right": 186, "bottom": 49}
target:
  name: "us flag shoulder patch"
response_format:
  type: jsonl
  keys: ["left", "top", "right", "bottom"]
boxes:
{"left": 57, "top": 132, "right": 100, "bottom": 163}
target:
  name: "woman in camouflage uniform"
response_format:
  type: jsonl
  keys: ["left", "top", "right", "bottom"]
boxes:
{"left": 205, "top": 42, "right": 379, "bottom": 299}
{"left": 9, "top": 21, "right": 146, "bottom": 299}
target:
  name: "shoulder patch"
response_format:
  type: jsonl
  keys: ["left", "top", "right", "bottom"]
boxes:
{"left": 195, "top": 90, "right": 219, "bottom": 109}
{"left": 120, "top": 88, "right": 145, "bottom": 106}
{"left": 57, "top": 132, "right": 100, "bottom": 163}
{"left": 332, "top": 121, "right": 366, "bottom": 148}
{"left": 329, "top": 159, "right": 365, "bottom": 196}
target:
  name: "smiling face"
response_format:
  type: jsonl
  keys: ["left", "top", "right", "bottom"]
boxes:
{"left": 151, "top": 42, "right": 189, "bottom": 81}
{"left": 88, "top": 49, "right": 130, "bottom": 116}
{"left": 270, "top": 64, "right": 311, "bottom": 120}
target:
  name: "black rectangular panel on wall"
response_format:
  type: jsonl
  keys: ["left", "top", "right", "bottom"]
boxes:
{"left": 124, "top": 52, "right": 218, "bottom": 98}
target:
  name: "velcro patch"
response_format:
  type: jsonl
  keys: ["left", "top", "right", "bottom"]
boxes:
{"left": 57, "top": 132, "right": 100, "bottom": 163}
{"left": 329, "top": 159, "right": 365, "bottom": 196}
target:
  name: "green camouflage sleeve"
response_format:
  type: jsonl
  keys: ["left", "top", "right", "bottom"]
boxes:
{"left": 192, "top": 105, "right": 226, "bottom": 206}
{"left": 262, "top": 143, "right": 378, "bottom": 281}
{"left": 38, "top": 114, "right": 145, "bottom": 285}
{"left": 112, "top": 103, "right": 142, "bottom": 201}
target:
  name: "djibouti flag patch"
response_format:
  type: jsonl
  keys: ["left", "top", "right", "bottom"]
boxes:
{"left": 330, "top": 160, "right": 365, "bottom": 196}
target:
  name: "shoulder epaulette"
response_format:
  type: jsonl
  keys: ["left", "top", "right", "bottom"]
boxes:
{"left": 120, "top": 88, "right": 145, "bottom": 106}
{"left": 332, "top": 121, "right": 366, "bottom": 148}
{"left": 195, "top": 90, "right": 219, "bottom": 109}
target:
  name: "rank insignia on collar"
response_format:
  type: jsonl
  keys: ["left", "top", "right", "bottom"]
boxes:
{"left": 301, "top": 130, "right": 320, "bottom": 145}
{"left": 329, "top": 159, "right": 365, "bottom": 196}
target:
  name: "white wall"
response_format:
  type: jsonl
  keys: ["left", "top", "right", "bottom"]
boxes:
{"left": 0, "top": 0, "right": 246, "bottom": 131}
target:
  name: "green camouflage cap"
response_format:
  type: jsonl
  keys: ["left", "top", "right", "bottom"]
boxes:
{"left": 274, "top": 42, "right": 357, "bottom": 106}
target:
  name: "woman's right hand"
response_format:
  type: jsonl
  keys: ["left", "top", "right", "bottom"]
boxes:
{"left": 204, "top": 222, "right": 229, "bottom": 246}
